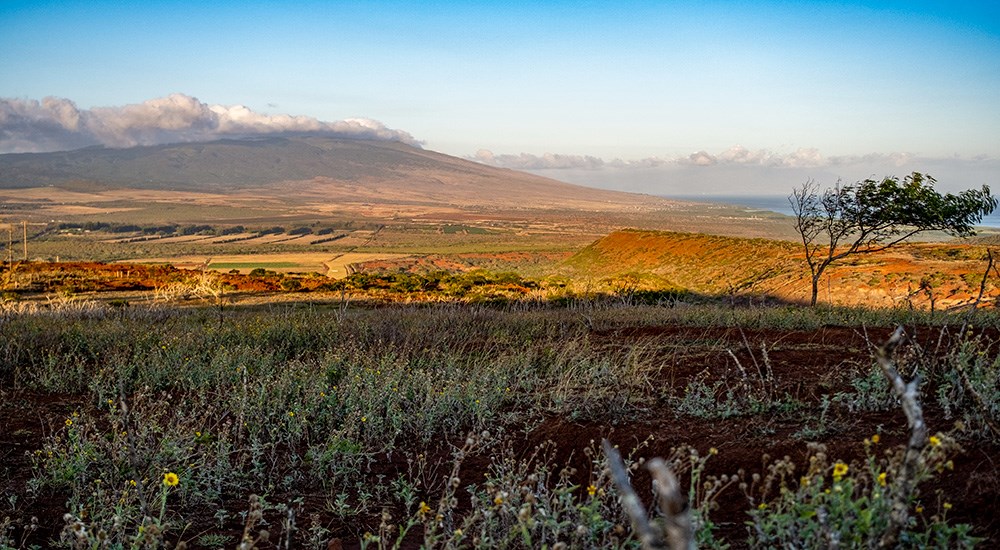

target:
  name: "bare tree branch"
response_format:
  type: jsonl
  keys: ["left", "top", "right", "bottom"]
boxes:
{"left": 647, "top": 458, "right": 696, "bottom": 550}
{"left": 603, "top": 439, "right": 666, "bottom": 550}
{"left": 875, "top": 327, "right": 927, "bottom": 548}
{"left": 603, "top": 440, "right": 698, "bottom": 550}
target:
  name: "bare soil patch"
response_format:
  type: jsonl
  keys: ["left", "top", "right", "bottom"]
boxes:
{"left": 3, "top": 317, "right": 998, "bottom": 548}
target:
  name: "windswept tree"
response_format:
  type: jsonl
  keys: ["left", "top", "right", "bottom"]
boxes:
{"left": 791, "top": 172, "right": 996, "bottom": 306}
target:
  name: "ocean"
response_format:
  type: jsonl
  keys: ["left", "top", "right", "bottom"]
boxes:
{"left": 666, "top": 194, "right": 1000, "bottom": 229}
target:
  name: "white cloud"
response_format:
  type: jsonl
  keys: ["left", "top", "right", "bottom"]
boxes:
{"left": 472, "top": 149, "right": 605, "bottom": 170}
{"left": 469, "top": 146, "right": 998, "bottom": 195}
{"left": 469, "top": 146, "right": 922, "bottom": 172}
{"left": 470, "top": 145, "right": 836, "bottom": 171}
{"left": 0, "top": 93, "right": 420, "bottom": 153}
{"left": 681, "top": 150, "right": 718, "bottom": 166}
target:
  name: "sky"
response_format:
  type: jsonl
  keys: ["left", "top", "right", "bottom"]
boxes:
{"left": 1, "top": 0, "right": 999, "bottom": 195}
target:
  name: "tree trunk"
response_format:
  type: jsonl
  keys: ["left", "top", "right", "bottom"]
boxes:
{"left": 810, "top": 273, "right": 821, "bottom": 306}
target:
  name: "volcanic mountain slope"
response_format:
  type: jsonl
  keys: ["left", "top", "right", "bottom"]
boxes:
{"left": 0, "top": 135, "right": 670, "bottom": 212}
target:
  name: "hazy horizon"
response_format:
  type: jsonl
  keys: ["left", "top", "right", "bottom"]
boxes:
{"left": 2, "top": 1, "right": 998, "bottom": 196}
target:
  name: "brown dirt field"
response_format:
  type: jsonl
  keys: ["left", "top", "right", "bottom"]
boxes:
{"left": 4, "top": 322, "right": 998, "bottom": 548}
{"left": 504, "top": 325, "right": 994, "bottom": 547}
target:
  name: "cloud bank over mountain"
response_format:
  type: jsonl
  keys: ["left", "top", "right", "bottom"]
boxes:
{"left": 472, "top": 146, "right": 920, "bottom": 171}
{"left": 472, "top": 147, "right": 998, "bottom": 196}
{"left": 0, "top": 94, "right": 420, "bottom": 153}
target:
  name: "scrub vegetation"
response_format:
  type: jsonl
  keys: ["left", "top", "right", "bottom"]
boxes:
{"left": 2, "top": 294, "right": 999, "bottom": 548}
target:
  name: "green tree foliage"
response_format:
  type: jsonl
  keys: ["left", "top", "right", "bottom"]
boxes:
{"left": 791, "top": 172, "right": 996, "bottom": 306}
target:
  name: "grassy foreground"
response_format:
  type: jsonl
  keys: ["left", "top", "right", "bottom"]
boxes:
{"left": 1, "top": 299, "right": 999, "bottom": 548}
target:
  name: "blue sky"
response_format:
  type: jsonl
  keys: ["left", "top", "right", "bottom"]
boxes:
{"left": 2, "top": 1, "right": 998, "bottom": 194}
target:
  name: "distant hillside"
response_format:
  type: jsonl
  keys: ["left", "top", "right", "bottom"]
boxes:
{"left": 565, "top": 229, "right": 997, "bottom": 308}
{"left": 0, "top": 136, "right": 670, "bottom": 211}
{"left": 566, "top": 229, "right": 801, "bottom": 294}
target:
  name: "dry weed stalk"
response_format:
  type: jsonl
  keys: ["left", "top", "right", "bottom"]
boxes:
{"left": 953, "top": 248, "right": 1000, "bottom": 440}
{"left": 116, "top": 388, "right": 151, "bottom": 517}
{"left": 602, "top": 439, "right": 695, "bottom": 550}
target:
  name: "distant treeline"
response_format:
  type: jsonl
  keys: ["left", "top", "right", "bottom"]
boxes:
{"left": 306, "top": 269, "right": 689, "bottom": 305}
{"left": 328, "top": 270, "right": 536, "bottom": 294}
{"left": 52, "top": 222, "right": 357, "bottom": 239}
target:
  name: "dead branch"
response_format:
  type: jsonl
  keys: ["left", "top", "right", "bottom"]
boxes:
{"left": 603, "top": 439, "right": 665, "bottom": 550}
{"left": 875, "top": 327, "right": 927, "bottom": 548}
{"left": 603, "top": 439, "right": 696, "bottom": 550}
{"left": 960, "top": 248, "right": 996, "bottom": 332}
{"left": 647, "top": 458, "right": 696, "bottom": 550}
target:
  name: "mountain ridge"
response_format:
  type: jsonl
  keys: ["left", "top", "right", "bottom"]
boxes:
{"left": 0, "top": 135, "right": 678, "bottom": 214}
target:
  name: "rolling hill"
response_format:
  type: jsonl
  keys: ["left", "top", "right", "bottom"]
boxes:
{"left": 563, "top": 229, "right": 994, "bottom": 308}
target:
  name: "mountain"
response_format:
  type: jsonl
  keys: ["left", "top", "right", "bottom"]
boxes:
{"left": 0, "top": 135, "right": 668, "bottom": 211}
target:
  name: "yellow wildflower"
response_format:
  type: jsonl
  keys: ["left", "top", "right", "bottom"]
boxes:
{"left": 929, "top": 435, "right": 941, "bottom": 447}
{"left": 587, "top": 485, "right": 597, "bottom": 497}
{"left": 65, "top": 419, "right": 73, "bottom": 427}
{"left": 871, "top": 434, "right": 880, "bottom": 444}
{"left": 418, "top": 501, "right": 432, "bottom": 518}
{"left": 878, "top": 472, "right": 887, "bottom": 487}
{"left": 943, "top": 502, "right": 952, "bottom": 510}
{"left": 832, "top": 462, "right": 849, "bottom": 481}
{"left": 162, "top": 472, "right": 179, "bottom": 487}
{"left": 915, "top": 504, "right": 924, "bottom": 513}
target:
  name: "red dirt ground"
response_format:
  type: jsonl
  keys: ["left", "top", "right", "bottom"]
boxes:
{"left": 3, "top": 324, "right": 998, "bottom": 548}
